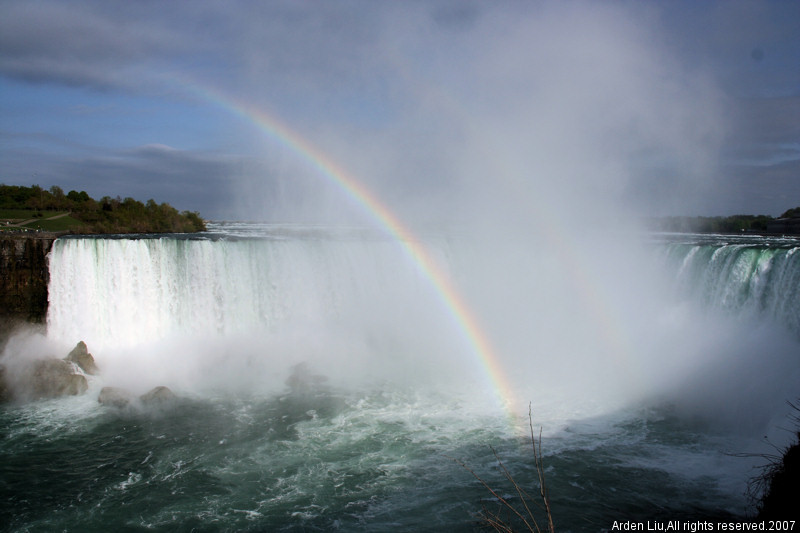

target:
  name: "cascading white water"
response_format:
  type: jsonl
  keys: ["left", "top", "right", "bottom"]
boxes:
{"left": 45, "top": 230, "right": 800, "bottom": 416}
{"left": 48, "top": 236, "right": 438, "bottom": 348}
{"left": 661, "top": 239, "right": 800, "bottom": 335}
{"left": 45, "top": 232, "right": 495, "bottom": 400}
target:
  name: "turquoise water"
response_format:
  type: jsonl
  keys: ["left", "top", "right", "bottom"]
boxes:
{"left": 1, "top": 386, "right": 750, "bottom": 532}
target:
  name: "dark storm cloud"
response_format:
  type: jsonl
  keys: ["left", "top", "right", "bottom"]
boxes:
{"left": 0, "top": 0, "right": 392, "bottom": 97}
{"left": 0, "top": 1, "right": 183, "bottom": 90}
{"left": 722, "top": 158, "right": 800, "bottom": 216}
{"left": 75, "top": 147, "right": 237, "bottom": 213}
{"left": 0, "top": 129, "right": 96, "bottom": 153}
{"left": 28, "top": 145, "right": 242, "bottom": 219}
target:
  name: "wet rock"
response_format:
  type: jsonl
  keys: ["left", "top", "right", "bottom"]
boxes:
{"left": 0, "top": 236, "right": 53, "bottom": 328}
{"left": 140, "top": 386, "right": 176, "bottom": 406}
{"left": 29, "top": 358, "right": 88, "bottom": 398}
{"left": 98, "top": 386, "right": 135, "bottom": 408}
{"left": 98, "top": 385, "right": 177, "bottom": 409}
{"left": 0, "top": 341, "right": 96, "bottom": 403}
{"left": 0, "top": 365, "right": 10, "bottom": 402}
{"left": 64, "top": 341, "right": 98, "bottom": 375}
{"left": 286, "top": 362, "right": 328, "bottom": 395}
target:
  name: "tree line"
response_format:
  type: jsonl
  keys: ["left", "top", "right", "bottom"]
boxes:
{"left": 0, "top": 184, "right": 206, "bottom": 233}
{"left": 649, "top": 207, "right": 800, "bottom": 234}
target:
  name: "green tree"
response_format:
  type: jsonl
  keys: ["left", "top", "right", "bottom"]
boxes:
{"left": 1, "top": 184, "right": 206, "bottom": 233}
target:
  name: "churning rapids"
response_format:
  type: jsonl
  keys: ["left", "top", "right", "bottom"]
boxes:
{"left": 2, "top": 223, "right": 799, "bottom": 531}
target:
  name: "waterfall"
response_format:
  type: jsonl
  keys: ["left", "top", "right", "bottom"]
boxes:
{"left": 43, "top": 231, "right": 800, "bottom": 408}
{"left": 660, "top": 240, "right": 800, "bottom": 335}
{"left": 46, "top": 235, "right": 454, "bottom": 352}
{"left": 50, "top": 234, "right": 800, "bottom": 350}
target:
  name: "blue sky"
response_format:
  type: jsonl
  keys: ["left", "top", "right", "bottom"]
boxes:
{"left": 1, "top": 0, "right": 798, "bottom": 222}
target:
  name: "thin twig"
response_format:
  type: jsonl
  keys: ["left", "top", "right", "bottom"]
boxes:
{"left": 454, "top": 403, "right": 555, "bottom": 532}
{"left": 490, "top": 445, "right": 539, "bottom": 532}
{"left": 529, "top": 404, "right": 554, "bottom": 533}
{"left": 451, "top": 455, "right": 535, "bottom": 530}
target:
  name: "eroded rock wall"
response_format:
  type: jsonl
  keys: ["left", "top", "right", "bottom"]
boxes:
{"left": 0, "top": 235, "right": 55, "bottom": 344}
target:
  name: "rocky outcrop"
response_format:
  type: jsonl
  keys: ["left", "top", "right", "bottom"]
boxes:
{"left": 286, "top": 362, "right": 329, "bottom": 395}
{"left": 1, "top": 335, "right": 180, "bottom": 408}
{"left": 0, "top": 364, "right": 10, "bottom": 402}
{"left": 65, "top": 341, "right": 99, "bottom": 375}
{"left": 98, "top": 386, "right": 135, "bottom": 408}
{"left": 140, "top": 385, "right": 176, "bottom": 405}
{"left": 0, "top": 235, "right": 55, "bottom": 346}
{"left": 0, "top": 340, "right": 96, "bottom": 402}
{"left": 757, "top": 430, "right": 800, "bottom": 519}
{"left": 27, "top": 358, "right": 88, "bottom": 398}
{"left": 98, "top": 385, "right": 177, "bottom": 409}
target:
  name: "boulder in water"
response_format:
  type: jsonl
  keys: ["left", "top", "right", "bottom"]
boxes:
{"left": 0, "top": 342, "right": 96, "bottom": 403}
{"left": 140, "top": 386, "right": 176, "bottom": 406}
{"left": 29, "top": 358, "right": 88, "bottom": 398}
{"left": 64, "top": 341, "right": 98, "bottom": 375}
{"left": 285, "top": 362, "right": 328, "bottom": 395}
{"left": 98, "top": 386, "right": 135, "bottom": 408}
{"left": 0, "top": 364, "right": 10, "bottom": 402}
{"left": 98, "top": 385, "right": 177, "bottom": 409}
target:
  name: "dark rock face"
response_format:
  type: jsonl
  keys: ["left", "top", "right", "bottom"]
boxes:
{"left": 0, "top": 236, "right": 54, "bottom": 346}
{"left": 0, "top": 365, "right": 10, "bottom": 402}
{"left": 758, "top": 433, "right": 800, "bottom": 519}
{"left": 65, "top": 341, "right": 99, "bottom": 375}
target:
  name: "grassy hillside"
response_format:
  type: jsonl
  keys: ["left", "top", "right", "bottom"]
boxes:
{"left": 0, "top": 211, "right": 87, "bottom": 232}
{"left": 0, "top": 185, "right": 205, "bottom": 234}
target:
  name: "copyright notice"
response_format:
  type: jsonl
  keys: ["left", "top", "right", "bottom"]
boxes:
{"left": 608, "top": 521, "right": 796, "bottom": 532}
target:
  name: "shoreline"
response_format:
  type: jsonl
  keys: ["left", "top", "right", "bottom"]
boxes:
{"left": 0, "top": 230, "right": 70, "bottom": 239}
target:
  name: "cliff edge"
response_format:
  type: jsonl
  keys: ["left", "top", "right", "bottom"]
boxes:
{"left": 0, "top": 234, "right": 55, "bottom": 346}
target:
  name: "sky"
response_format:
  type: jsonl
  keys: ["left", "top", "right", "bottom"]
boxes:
{"left": 0, "top": 0, "right": 798, "bottom": 222}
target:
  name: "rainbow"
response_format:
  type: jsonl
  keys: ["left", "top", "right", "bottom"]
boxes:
{"left": 182, "top": 84, "right": 521, "bottom": 420}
